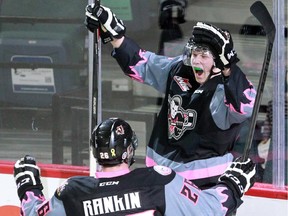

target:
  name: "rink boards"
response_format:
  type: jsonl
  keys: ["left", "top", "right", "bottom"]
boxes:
{"left": 0, "top": 162, "right": 287, "bottom": 216}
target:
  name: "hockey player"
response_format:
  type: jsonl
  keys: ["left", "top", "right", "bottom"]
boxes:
{"left": 14, "top": 118, "right": 256, "bottom": 216}
{"left": 84, "top": 4, "right": 256, "bottom": 189}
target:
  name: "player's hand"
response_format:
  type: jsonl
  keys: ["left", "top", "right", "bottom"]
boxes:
{"left": 218, "top": 157, "right": 256, "bottom": 198}
{"left": 85, "top": 4, "right": 126, "bottom": 44}
{"left": 14, "top": 155, "right": 43, "bottom": 200}
{"left": 84, "top": 8, "right": 100, "bottom": 33}
{"left": 192, "top": 22, "right": 239, "bottom": 70}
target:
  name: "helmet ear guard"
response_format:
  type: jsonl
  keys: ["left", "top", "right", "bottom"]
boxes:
{"left": 90, "top": 118, "right": 138, "bottom": 166}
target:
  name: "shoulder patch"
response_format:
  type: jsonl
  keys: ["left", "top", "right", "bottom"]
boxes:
{"left": 56, "top": 179, "right": 69, "bottom": 197}
{"left": 153, "top": 165, "right": 172, "bottom": 176}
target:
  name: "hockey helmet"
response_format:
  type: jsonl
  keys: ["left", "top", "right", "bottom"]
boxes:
{"left": 90, "top": 118, "right": 138, "bottom": 166}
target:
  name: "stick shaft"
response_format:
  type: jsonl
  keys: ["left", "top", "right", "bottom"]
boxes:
{"left": 91, "top": 0, "right": 101, "bottom": 133}
{"left": 242, "top": 1, "right": 276, "bottom": 160}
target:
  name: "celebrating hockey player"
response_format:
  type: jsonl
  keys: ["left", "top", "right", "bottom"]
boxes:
{"left": 14, "top": 118, "right": 256, "bottom": 216}
{"left": 85, "top": 4, "right": 256, "bottom": 189}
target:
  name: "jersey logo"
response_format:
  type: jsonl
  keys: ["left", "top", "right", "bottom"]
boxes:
{"left": 99, "top": 181, "right": 119, "bottom": 186}
{"left": 174, "top": 76, "right": 192, "bottom": 91}
{"left": 153, "top": 165, "right": 172, "bottom": 176}
{"left": 56, "top": 180, "right": 68, "bottom": 196}
{"left": 194, "top": 89, "right": 203, "bottom": 94}
{"left": 168, "top": 95, "right": 197, "bottom": 140}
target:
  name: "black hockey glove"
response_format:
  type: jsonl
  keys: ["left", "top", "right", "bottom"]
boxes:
{"left": 14, "top": 155, "right": 43, "bottom": 200}
{"left": 84, "top": 14, "right": 112, "bottom": 44}
{"left": 85, "top": 4, "right": 126, "bottom": 44}
{"left": 192, "top": 22, "right": 239, "bottom": 70}
{"left": 218, "top": 157, "right": 256, "bottom": 198}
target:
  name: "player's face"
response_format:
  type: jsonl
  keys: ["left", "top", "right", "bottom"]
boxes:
{"left": 190, "top": 50, "right": 214, "bottom": 85}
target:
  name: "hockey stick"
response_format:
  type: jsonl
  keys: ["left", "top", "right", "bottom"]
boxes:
{"left": 91, "top": 0, "right": 101, "bottom": 134}
{"left": 89, "top": 0, "right": 101, "bottom": 175}
{"left": 242, "top": 1, "right": 276, "bottom": 161}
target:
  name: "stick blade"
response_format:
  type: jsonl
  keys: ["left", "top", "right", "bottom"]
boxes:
{"left": 250, "top": 1, "right": 276, "bottom": 42}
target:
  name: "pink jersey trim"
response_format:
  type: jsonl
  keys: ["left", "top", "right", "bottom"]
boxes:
{"left": 95, "top": 168, "right": 130, "bottom": 178}
{"left": 128, "top": 49, "right": 147, "bottom": 83}
{"left": 146, "top": 157, "right": 231, "bottom": 180}
{"left": 146, "top": 157, "right": 157, "bottom": 167}
{"left": 215, "top": 187, "right": 229, "bottom": 214}
{"left": 127, "top": 210, "right": 156, "bottom": 215}
{"left": 174, "top": 163, "right": 231, "bottom": 180}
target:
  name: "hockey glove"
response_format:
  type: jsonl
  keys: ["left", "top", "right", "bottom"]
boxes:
{"left": 14, "top": 155, "right": 43, "bottom": 200}
{"left": 85, "top": 4, "right": 126, "bottom": 44}
{"left": 84, "top": 13, "right": 112, "bottom": 45}
{"left": 218, "top": 157, "right": 256, "bottom": 198}
{"left": 192, "top": 22, "right": 239, "bottom": 70}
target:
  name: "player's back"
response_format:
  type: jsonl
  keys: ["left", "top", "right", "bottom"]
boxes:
{"left": 56, "top": 166, "right": 176, "bottom": 216}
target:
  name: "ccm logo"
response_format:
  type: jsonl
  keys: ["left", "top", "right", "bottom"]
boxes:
{"left": 99, "top": 181, "right": 119, "bottom": 186}
{"left": 194, "top": 90, "right": 203, "bottom": 94}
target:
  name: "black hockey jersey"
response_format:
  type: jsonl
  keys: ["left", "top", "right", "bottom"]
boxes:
{"left": 20, "top": 166, "right": 242, "bottom": 215}
{"left": 112, "top": 37, "right": 256, "bottom": 188}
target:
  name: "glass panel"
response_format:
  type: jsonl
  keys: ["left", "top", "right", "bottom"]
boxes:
{"left": 262, "top": 0, "right": 287, "bottom": 186}
{"left": 0, "top": 0, "right": 89, "bottom": 165}
{"left": 0, "top": 0, "right": 286, "bottom": 188}
{"left": 97, "top": 0, "right": 287, "bottom": 186}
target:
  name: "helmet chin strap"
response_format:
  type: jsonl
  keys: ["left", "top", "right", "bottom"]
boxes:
{"left": 212, "top": 66, "right": 221, "bottom": 73}
{"left": 128, "top": 158, "right": 135, "bottom": 167}
{"left": 124, "top": 155, "right": 135, "bottom": 167}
